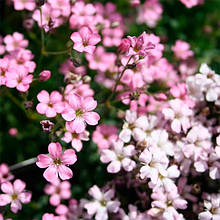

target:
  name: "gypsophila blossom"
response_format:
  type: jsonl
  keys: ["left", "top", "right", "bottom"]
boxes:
{"left": 36, "top": 142, "right": 77, "bottom": 182}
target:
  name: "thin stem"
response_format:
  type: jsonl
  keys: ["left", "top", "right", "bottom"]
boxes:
{"left": 40, "top": 7, "right": 45, "bottom": 53}
{"left": 10, "top": 157, "right": 37, "bottom": 171}
{"left": 108, "top": 55, "right": 134, "bottom": 101}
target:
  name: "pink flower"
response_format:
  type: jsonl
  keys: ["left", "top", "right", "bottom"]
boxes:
{"left": 44, "top": 180, "right": 71, "bottom": 206}
{"left": 92, "top": 124, "right": 118, "bottom": 150}
{"left": 137, "top": 0, "right": 163, "bottom": 28}
{"left": 39, "top": 70, "right": 51, "bottom": 82}
{"left": 62, "top": 94, "right": 100, "bottom": 133}
{"left": 162, "top": 99, "right": 193, "bottom": 133}
{"left": 70, "top": 26, "right": 101, "bottom": 54}
{"left": 3, "top": 32, "right": 28, "bottom": 52}
{"left": 84, "top": 185, "right": 120, "bottom": 220}
{"left": 13, "top": 0, "right": 36, "bottom": 11}
{"left": 172, "top": 40, "right": 194, "bottom": 60}
{"left": 36, "top": 90, "right": 64, "bottom": 118}
{"left": 0, "top": 179, "right": 32, "bottom": 213}
{"left": 5, "top": 66, "right": 33, "bottom": 92}
{"left": 62, "top": 123, "right": 89, "bottom": 152}
{"left": 0, "top": 163, "right": 14, "bottom": 184}
{"left": 180, "top": 0, "right": 203, "bottom": 8}
{"left": 8, "top": 128, "right": 18, "bottom": 136}
{"left": 36, "top": 142, "right": 77, "bottom": 182}
{"left": 100, "top": 140, "right": 136, "bottom": 173}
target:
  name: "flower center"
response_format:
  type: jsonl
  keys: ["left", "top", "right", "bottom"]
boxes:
{"left": 100, "top": 200, "right": 107, "bottom": 207}
{"left": 11, "top": 194, "right": 18, "bottom": 201}
{"left": 53, "top": 158, "right": 62, "bottom": 165}
{"left": 75, "top": 109, "right": 83, "bottom": 117}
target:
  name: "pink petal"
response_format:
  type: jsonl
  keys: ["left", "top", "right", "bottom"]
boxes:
{"left": 1, "top": 181, "right": 13, "bottom": 194}
{"left": 84, "top": 45, "right": 96, "bottom": 54}
{"left": 36, "top": 103, "right": 48, "bottom": 114}
{"left": 48, "top": 142, "right": 62, "bottom": 158}
{"left": 72, "top": 117, "right": 86, "bottom": 133}
{"left": 83, "top": 112, "right": 100, "bottom": 125}
{"left": 61, "top": 149, "right": 77, "bottom": 165}
{"left": 37, "top": 90, "right": 49, "bottom": 103}
{"left": 69, "top": 94, "right": 81, "bottom": 110}
{"left": 82, "top": 97, "right": 97, "bottom": 111}
{"left": 107, "top": 161, "right": 121, "bottom": 173}
{"left": 70, "top": 32, "right": 82, "bottom": 43}
{"left": 36, "top": 154, "right": 52, "bottom": 168}
{"left": 0, "top": 194, "right": 11, "bottom": 206}
{"left": 13, "top": 179, "right": 26, "bottom": 194}
{"left": 10, "top": 200, "right": 22, "bottom": 213}
{"left": 58, "top": 165, "right": 73, "bottom": 180}
{"left": 18, "top": 192, "right": 32, "bottom": 204}
{"left": 49, "top": 194, "right": 60, "bottom": 206}
{"left": 45, "top": 107, "right": 57, "bottom": 118}
{"left": 43, "top": 166, "right": 58, "bottom": 183}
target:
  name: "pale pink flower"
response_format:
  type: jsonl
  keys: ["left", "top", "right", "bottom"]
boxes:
{"left": 5, "top": 66, "right": 33, "bottom": 92}
{"left": 0, "top": 179, "right": 32, "bottom": 213}
{"left": 148, "top": 187, "right": 187, "bottom": 219}
{"left": 36, "top": 90, "right": 64, "bottom": 118}
{"left": 3, "top": 32, "right": 28, "bottom": 52}
{"left": 0, "top": 163, "right": 14, "bottom": 184}
{"left": 70, "top": 26, "right": 101, "bottom": 54}
{"left": 137, "top": 0, "right": 163, "bottom": 28}
{"left": 36, "top": 142, "right": 77, "bottom": 182}
{"left": 139, "top": 147, "right": 169, "bottom": 184}
{"left": 199, "top": 193, "right": 220, "bottom": 220}
{"left": 172, "top": 40, "right": 194, "bottom": 60}
{"left": 44, "top": 180, "right": 71, "bottom": 206}
{"left": 84, "top": 185, "right": 120, "bottom": 220}
{"left": 92, "top": 124, "right": 118, "bottom": 150}
{"left": 100, "top": 140, "right": 136, "bottom": 173}
{"left": 62, "top": 94, "right": 100, "bottom": 133}
{"left": 162, "top": 98, "right": 193, "bottom": 133}
{"left": 13, "top": 0, "right": 36, "bottom": 11}
{"left": 70, "top": 1, "right": 96, "bottom": 29}
{"left": 102, "top": 27, "right": 124, "bottom": 47}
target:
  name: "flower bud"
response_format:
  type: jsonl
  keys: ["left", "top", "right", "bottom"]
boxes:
{"left": 39, "top": 70, "right": 51, "bottom": 82}
{"left": 130, "top": 0, "right": 140, "bottom": 7}
{"left": 9, "top": 128, "right": 18, "bottom": 136}
{"left": 24, "top": 101, "right": 33, "bottom": 109}
{"left": 118, "top": 38, "right": 131, "bottom": 54}
{"left": 40, "top": 120, "right": 54, "bottom": 132}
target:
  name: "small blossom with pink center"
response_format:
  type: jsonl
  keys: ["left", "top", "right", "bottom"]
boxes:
{"left": 36, "top": 142, "right": 77, "bottom": 182}
{"left": 5, "top": 66, "right": 33, "bottom": 92}
{"left": 162, "top": 98, "right": 193, "bottom": 133}
{"left": 0, "top": 163, "right": 14, "bottom": 184}
{"left": 62, "top": 94, "right": 100, "bottom": 133}
{"left": 3, "top": 32, "right": 28, "bottom": 52}
{"left": 172, "top": 40, "right": 194, "bottom": 60}
{"left": 13, "top": 0, "right": 36, "bottom": 11}
{"left": 36, "top": 90, "right": 65, "bottom": 118}
{"left": 84, "top": 185, "right": 120, "bottom": 220}
{"left": 92, "top": 124, "right": 118, "bottom": 150}
{"left": 0, "top": 179, "right": 32, "bottom": 213}
{"left": 44, "top": 179, "right": 71, "bottom": 206}
{"left": 62, "top": 122, "right": 89, "bottom": 152}
{"left": 100, "top": 140, "right": 136, "bottom": 173}
{"left": 70, "top": 26, "right": 101, "bottom": 54}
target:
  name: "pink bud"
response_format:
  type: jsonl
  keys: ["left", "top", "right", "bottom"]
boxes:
{"left": 130, "top": 0, "right": 140, "bottom": 7}
{"left": 39, "top": 70, "right": 51, "bottom": 82}
{"left": 9, "top": 128, "right": 18, "bottom": 136}
{"left": 118, "top": 38, "right": 131, "bottom": 54}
